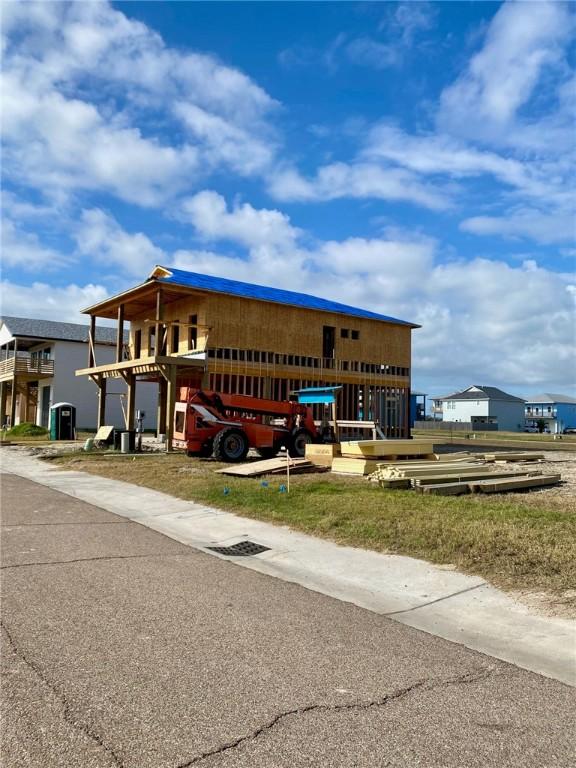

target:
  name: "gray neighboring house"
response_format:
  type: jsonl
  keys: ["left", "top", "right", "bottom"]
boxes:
{"left": 431, "top": 385, "right": 526, "bottom": 431}
{"left": 0, "top": 316, "right": 157, "bottom": 430}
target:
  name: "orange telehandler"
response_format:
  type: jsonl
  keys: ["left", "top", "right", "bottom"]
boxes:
{"left": 172, "top": 388, "right": 321, "bottom": 461}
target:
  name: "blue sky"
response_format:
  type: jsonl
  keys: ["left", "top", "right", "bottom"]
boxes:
{"left": 1, "top": 0, "right": 575, "bottom": 396}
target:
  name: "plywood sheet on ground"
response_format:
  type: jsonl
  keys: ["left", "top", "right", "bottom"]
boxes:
{"left": 216, "top": 457, "right": 325, "bottom": 477}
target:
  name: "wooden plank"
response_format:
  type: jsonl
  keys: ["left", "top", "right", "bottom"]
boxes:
{"left": 470, "top": 474, "right": 561, "bottom": 493}
{"left": 380, "top": 465, "right": 485, "bottom": 479}
{"left": 375, "top": 479, "right": 412, "bottom": 489}
{"left": 483, "top": 452, "right": 545, "bottom": 462}
{"left": 411, "top": 471, "right": 539, "bottom": 486}
{"left": 216, "top": 457, "right": 312, "bottom": 477}
{"left": 331, "top": 457, "right": 382, "bottom": 475}
{"left": 340, "top": 439, "right": 434, "bottom": 457}
{"left": 418, "top": 482, "right": 471, "bottom": 496}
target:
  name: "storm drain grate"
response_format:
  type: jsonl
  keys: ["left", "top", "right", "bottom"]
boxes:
{"left": 207, "top": 541, "right": 271, "bottom": 557}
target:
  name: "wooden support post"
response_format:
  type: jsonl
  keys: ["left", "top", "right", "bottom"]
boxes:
{"left": 89, "top": 315, "right": 96, "bottom": 368}
{"left": 155, "top": 289, "right": 163, "bottom": 356}
{"left": 165, "top": 365, "right": 176, "bottom": 453}
{"left": 9, "top": 377, "right": 17, "bottom": 428}
{"left": 157, "top": 377, "right": 167, "bottom": 437}
{"left": 97, "top": 377, "right": 107, "bottom": 428}
{"left": 116, "top": 305, "right": 124, "bottom": 363}
{"left": 0, "top": 382, "right": 7, "bottom": 428}
{"left": 126, "top": 374, "right": 136, "bottom": 431}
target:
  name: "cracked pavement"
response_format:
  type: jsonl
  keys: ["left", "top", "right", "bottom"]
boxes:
{"left": 1, "top": 473, "right": 575, "bottom": 767}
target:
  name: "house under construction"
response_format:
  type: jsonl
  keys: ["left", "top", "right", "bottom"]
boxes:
{"left": 76, "top": 266, "right": 419, "bottom": 445}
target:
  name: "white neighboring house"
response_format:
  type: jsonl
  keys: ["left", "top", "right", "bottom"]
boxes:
{"left": 0, "top": 316, "right": 157, "bottom": 431}
{"left": 431, "top": 385, "right": 526, "bottom": 431}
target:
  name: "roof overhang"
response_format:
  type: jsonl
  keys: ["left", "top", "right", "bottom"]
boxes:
{"left": 81, "top": 279, "right": 201, "bottom": 320}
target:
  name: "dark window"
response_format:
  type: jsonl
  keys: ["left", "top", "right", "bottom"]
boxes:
{"left": 341, "top": 328, "right": 349, "bottom": 339}
{"left": 174, "top": 410, "right": 185, "bottom": 434}
{"left": 159, "top": 326, "right": 167, "bottom": 355}
{"left": 134, "top": 330, "right": 141, "bottom": 358}
{"left": 172, "top": 325, "right": 180, "bottom": 354}
{"left": 188, "top": 314, "right": 197, "bottom": 350}
{"left": 323, "top": 326, "right": 336, "bottom": 359}
{"left": 351, "top": 330, "right": 360, "bottom": 340}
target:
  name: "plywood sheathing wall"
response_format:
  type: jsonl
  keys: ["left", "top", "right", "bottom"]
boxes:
{"left": 129, "top": 290, "right": 412, "bottom": 369}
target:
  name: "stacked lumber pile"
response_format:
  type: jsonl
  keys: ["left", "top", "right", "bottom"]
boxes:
{"left": 332, "top": 439, "right": 435, "bottom": 476}
{"left": 368, "top": 456, "right": 560, "bottom": 496}
{"left": 215, "top": 456, "right": 327, "bottom": 477}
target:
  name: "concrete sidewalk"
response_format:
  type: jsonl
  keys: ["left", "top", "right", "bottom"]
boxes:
{"left": 2, "top": 448, "right": 575, "bottom": 686}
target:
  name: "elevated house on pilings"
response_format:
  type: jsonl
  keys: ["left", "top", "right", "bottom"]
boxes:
{"left": 0, "top": 316, "right": 156, "bottom": 430}
{"left": 76, "top": 266, "right": 420, "bottom": 448}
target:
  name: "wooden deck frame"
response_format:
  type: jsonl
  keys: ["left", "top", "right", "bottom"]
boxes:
{"left": 78, "top": 354, "right": 206, "bottom": 449}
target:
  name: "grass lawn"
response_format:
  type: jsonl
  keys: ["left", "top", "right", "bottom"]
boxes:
{"left": 50, "top": 451, "right": 576, "bottom": 605}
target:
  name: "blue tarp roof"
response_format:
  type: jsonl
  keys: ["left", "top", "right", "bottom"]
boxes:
{"left": 151, "top": 266, "right": 418, "bottom": 327}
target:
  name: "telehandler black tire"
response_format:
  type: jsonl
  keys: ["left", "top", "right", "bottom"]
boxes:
{"left": 213, "top": 428, "right": 249, "bottom": 462}
{"left": 288, "top": 428, "right": 313, "bottom": 458}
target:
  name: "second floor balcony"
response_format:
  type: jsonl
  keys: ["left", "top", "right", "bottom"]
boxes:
{"left": 0, "top": 353, "right": 55, "bottom": 381}
{"left": 525, "top": 408, "right": 557, "bottom": 419}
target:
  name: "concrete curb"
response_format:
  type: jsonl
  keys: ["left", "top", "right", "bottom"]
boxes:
{"left": 2, "top": 449, "right": 575, "bottom": 686}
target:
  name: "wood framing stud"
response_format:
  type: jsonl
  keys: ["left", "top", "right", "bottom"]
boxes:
{"left": 89, "top": 315, "right": 96, "bottom": 368}
{"left": 116, "top": 305, "right": 124, "bottom": 363}
{"left": 97, "top": 378, "right": 107, "bottom": 428}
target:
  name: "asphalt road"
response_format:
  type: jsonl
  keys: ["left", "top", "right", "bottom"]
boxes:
{"left": 1, "top": 473, "right": 574, "bottom": 768}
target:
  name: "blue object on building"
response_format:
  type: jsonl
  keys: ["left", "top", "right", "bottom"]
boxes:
{"left": 409, "top": 391, "right": 427, "bottom": 427}
{"left": 150, "top": 266, "right": 418, "bottom": 327}
{"left": 291, "top": 386, "right": 342, "bottom": 405}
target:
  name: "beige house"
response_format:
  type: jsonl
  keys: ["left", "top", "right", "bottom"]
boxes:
{"left": 77, "top": 266, "right": 419, "bottom": 446}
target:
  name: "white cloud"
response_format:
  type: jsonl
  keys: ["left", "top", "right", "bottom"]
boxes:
{"left": 174, "top": 103, "right": 274, "bottom": 176}
{"left": 268, "top": 162, "right": 450, "bottom": 209}
{"left": 460, "top": 208, "right": 576, "bottom": 245}
{"left": 1, "top": 218, "right": 69, "bottom": 271}
{"left": 363, "top": 125, "right": 550, "bottom": 197}
{"left": 180, "top": 191, "right": 301, "bottom": 250}
{"left": 412, "top": 258, "right": 576, "bottom": 390}
{"left": 1, "top": 1, "right": 277, "bottom": 206}
{"left": 74, "top": 209, "right": 165, "bottom": 276}
{"left": 438, "top": 0, "right": 574, "bottom": 141}
{"left": 0, "top": 280, "right": 110, "bottom": 322}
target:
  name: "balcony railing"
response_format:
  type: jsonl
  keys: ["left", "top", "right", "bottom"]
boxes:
{"left": 0, "top": 354, "right": 55, "bottom": 378}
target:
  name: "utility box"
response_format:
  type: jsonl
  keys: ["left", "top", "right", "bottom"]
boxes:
{"left": 50, "top": 403, "right": 76, "bottom": 441}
